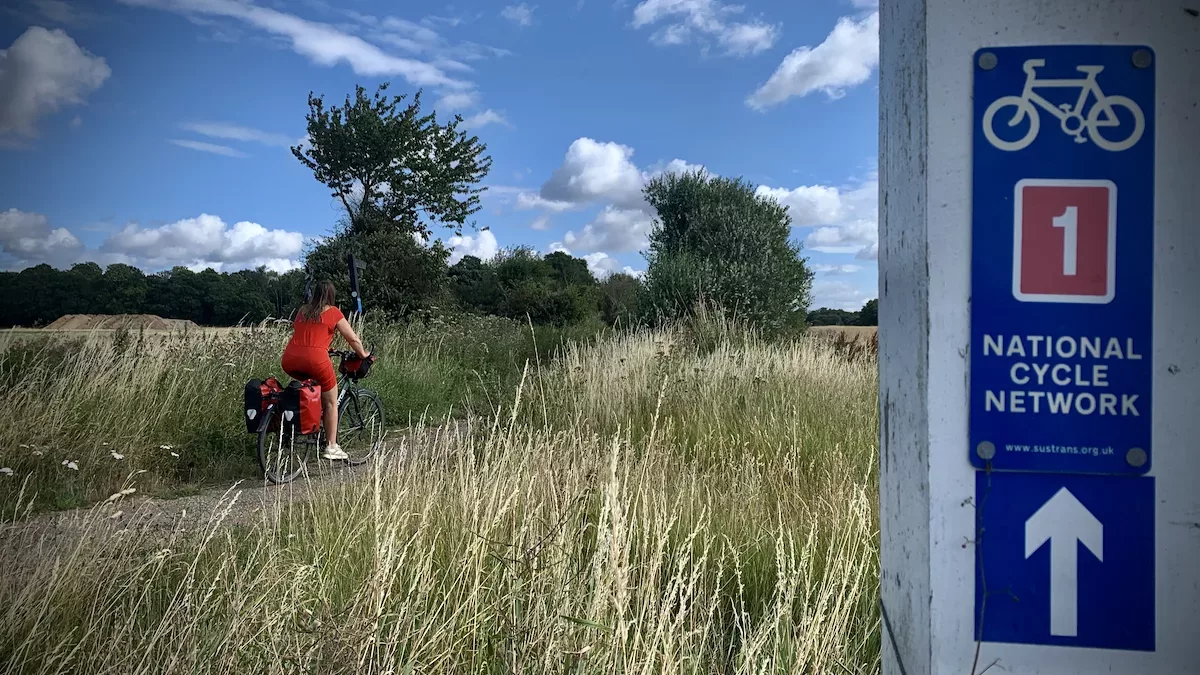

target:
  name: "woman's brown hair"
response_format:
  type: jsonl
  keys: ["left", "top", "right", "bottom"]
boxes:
{"left": 299, "top": 281, "right": 336, "bottom": 322}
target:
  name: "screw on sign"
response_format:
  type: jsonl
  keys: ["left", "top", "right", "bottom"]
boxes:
{"left": 1013, "top": 179, "right": 1116, "bottom": 304}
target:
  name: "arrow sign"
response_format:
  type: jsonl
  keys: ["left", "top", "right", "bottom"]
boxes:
{"left": 1024, "top": 487, "right": 1104, "bottom": 637}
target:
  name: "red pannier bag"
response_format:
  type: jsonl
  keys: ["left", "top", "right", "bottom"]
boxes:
{"left": 243, "top": 376, "right": 284, "bottom": 433}
{"left": 282, "top": 379, "right": 322, "bottom": 435}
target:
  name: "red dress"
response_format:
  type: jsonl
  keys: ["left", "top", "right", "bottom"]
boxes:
{"left": 281, "top": 306, "right": 344, "bottom": 391}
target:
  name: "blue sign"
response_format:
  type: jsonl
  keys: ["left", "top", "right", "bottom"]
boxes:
{"left": 970, "top": 45, "right": 1155, "bottom": 475}
{"left": 974, "top": 471, "right": 1155, "bottom": 651}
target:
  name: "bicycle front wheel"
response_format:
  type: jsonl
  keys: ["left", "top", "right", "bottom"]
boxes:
{"left": 337, "top": 388, "right": 385, "bottom": 467}
{"left": 257, "top": 406, "right": 315, "bottom": 484}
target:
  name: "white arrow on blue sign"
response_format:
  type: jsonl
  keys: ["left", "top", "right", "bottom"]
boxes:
{"left": 975, "top": 471, "right": 1154, "bottom": 651}
{"left": 1024, "top": 487, "right": 1103, "bottom": 638}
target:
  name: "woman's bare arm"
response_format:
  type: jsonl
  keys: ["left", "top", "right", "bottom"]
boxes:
{"left": 335, "top": 318, "right": 370, "bottom": 358}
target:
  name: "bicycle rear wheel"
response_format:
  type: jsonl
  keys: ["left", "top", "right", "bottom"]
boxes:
{"left": 256, "top": 406, "right": 315, "bottom": 484}
{"left": 336, "top": 388, "right": 385, "bottom": 467}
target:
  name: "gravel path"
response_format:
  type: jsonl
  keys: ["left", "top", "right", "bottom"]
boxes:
{"left": 0, "top": 421, "right": 472, "bottom": 582}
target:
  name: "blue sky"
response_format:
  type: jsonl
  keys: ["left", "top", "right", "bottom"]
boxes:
{"left": 0, "top": 0, "right": 880, "bottom": 310}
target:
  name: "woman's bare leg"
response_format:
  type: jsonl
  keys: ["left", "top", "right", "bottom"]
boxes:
{"left": 322, "top": 386, "right": 338, "bottom": 446}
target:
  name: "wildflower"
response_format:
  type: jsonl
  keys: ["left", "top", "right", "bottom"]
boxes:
{"left": 170, "top": 452, "right": 179, "bottom": 458}
{"left": 111, "top": 451, "right": 125, "bottom": 461}
{"left": 160, "top": 445, "right": 173, "bottom": 451}
{"left": 62, "top": 460, "right": 79, "bottom": 471}
{"left": 32, "top": 450, "right": 44, "bottom": 457}
{"left": 0, "top": 467, "right": 12, "bottom": 476}
{"left": 102, "top": 442, "right": 109, "bottom": 446}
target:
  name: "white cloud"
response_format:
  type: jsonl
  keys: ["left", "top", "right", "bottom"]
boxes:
{"left": 462, "top": 109, "right": 510, "bottom": 128}
{"left": 540, "top": 138, "right": 647, "bottom": 210}
{"left": 501, "top": 4, "right": 535, "bottom": 27}
{"left": 563, "top": 206, "right": 654, "bottom": 254}
{"left": 436, "top": 90, "right": 479, "bottom": 110}
{"left": 516, "top": 192, "right": 575, "bottom": 212}
{"left": 179, "top": 121, "right": 296, "bottom": 147}
{"left": 529, "top": 216, "right": 551, "bottom": 231}
{"left": 0, "top": 27, "right": 111, "bottom": 140}
{"left": 117, "top": 0, "right": 466, "bottom": 89}
{"left": 520, "top": 138, "right": 714, "bottom": 257}
{"left": 632, "top": 0, "right": 778, "bottom": 56}
{"left": 812, "top": 280, "right": 870, "bottom": 311}
{"left": 0, "top": 209, "right": 83, "bottom": 267}
{"left": 101, "top": 215, "right": 305, "bottom": 270}
{"left": 746, "top": 10, "right": 878, "bottom": 109}
{"left": 813, "top": 263, "right": 861, "bottom": 275}
{"left": 447, "top": 229, "right": 498, "bottom": 263}
{"left": 169, "top": 139, "right": 249, "bottom": 158}
{"left": 756, "top": 177, "right": 877, "bottom": 258}
{"left": 1, "top": 210, "right": 307, "bottom": 272}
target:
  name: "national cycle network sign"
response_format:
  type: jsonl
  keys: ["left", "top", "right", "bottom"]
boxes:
{"left": 969, "top": 44, "right": 1154, "bottom": 477}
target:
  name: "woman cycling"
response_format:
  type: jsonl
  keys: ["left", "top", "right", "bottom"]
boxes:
{"left": 281, "top": 281, "right": 371, "bottom": 460}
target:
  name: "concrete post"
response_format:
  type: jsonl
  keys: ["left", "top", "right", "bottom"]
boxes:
{"left": 879, "top": 1, "right": 1199, "bottom": 673}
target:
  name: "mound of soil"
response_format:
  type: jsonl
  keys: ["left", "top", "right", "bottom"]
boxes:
{"left": 45, "top": 314, "right": 201, "bottom": 331}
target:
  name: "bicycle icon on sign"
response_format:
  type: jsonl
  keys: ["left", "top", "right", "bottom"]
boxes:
{"left": 983, "top": 58, "right": 1145, "bottom": 152}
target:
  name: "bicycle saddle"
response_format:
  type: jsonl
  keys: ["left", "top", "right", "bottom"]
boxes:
{"left": 1076, "top": 65, "right": 1105, "bottom": 74}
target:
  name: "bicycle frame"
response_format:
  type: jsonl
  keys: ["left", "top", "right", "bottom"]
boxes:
{"left": 1020, "top": 69, "right": 1101, "bottom": 123}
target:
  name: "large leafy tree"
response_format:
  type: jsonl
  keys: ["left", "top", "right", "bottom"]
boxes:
{"left": 291, "top": 83, "right": 493, "bottom": 238}
{"left": 641, "top": 170, "right": 814, "bottom": 336}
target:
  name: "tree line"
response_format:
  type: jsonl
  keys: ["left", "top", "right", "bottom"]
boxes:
{"left": 0, "top": 253, "right": 644, "bottom": 329}
{"left": 807, "top": 299, "right": 877, "bottom": 327}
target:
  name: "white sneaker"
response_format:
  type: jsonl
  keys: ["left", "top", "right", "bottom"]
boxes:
{"left": 322, "top": 443, "right": 349, "bottom": 461}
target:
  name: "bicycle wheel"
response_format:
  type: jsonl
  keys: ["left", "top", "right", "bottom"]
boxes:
{"left": 256, "top": 405, "right": 316, "bottom": 484}
{"left": 336, "top": 387, "right": 385, "bottom": 467}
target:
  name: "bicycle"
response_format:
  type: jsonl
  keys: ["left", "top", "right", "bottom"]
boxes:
{"left": 982, "top": 58, "right": 1145, "bottom": 152}
{"left": 255, "top": 349, "right": 386, "bottom": 485}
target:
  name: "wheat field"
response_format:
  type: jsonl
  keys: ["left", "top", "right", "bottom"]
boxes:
{"left": 0, "top": 320, "right": 881, "bottom": 673}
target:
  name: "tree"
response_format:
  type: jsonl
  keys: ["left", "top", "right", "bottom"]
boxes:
{"left": 641, "top": 170, "right": 814, "bottom": 336}
{"left": 807, "top": 307, "right": 860, "bottom": 326}
{"left": 291, "top": 83, "right": 493, "bottom": 239}
{"left": 303, "top": 223, "right": 452, "bottom": 319}
{"left": 599, "top": 273, "right": 644, "bottom": 328}
{"left": 857, "top": 298, "right": 878, "bottom": 326}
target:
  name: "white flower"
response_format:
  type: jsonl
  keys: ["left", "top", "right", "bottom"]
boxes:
{"left": 32, "top": 450, "right": 44, "bottom": 457}
{"left": 159, "top": 445, "right": 173, "bottom": 451}
{"left": 111, "top": 451, "right": 125, "bottom": 461}
{"left": 19, "top": 444, "right": 29, "bottom": 449}
{"left": 62, "top": 460, "right": 79, "bottom": 471}
{"left": 102, "top": 442, "right": 109, "bottom": 446}
{"left": 170, "top": 452, "right": 180, "bottom": 458}
{"left": 0, "top": 467, "right": 13, "bottom": 476}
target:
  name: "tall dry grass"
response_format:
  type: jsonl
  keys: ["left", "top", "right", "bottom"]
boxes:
{"left": 0, "top": 315, "right": 593, "bottom": 513}
{"left": 0, "top": 322, "right": 880, "bottom": 673}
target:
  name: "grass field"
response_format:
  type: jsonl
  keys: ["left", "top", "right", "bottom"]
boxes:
{"left": 0, "top": 315, "right": 881, "bottom": 673}
{"left": 808, "top": 325, "right": 878, "bottom": 342}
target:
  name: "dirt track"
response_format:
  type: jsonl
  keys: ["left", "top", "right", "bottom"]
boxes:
{"left": 0, "top": 421, "right": 471, "bottom": 581}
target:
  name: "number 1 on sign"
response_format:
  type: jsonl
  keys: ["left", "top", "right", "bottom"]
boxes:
{"left": 1054, "top": 206, "right": 1078, "bottom": 276}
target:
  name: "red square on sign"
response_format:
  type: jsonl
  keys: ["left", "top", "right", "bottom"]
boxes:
{"left": 1013, "top": 179, "right": 1116, "bottom": 304}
